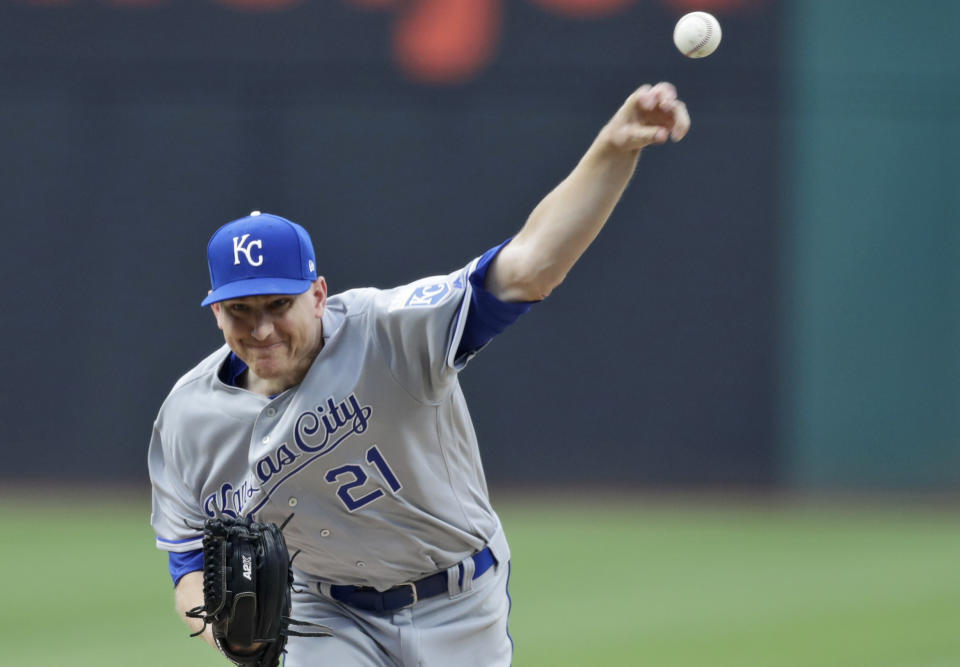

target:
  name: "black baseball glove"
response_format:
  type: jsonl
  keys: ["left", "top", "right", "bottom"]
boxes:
{"left": 185, "top": 514, "right": 332, "bottom": 667}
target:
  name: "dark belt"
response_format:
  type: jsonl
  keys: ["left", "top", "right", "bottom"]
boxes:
{"left": 327, "top": 547, "right": 496, "bottom": 613}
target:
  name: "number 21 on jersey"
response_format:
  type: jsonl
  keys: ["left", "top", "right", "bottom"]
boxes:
{"left": 324, "top": 445, "right": 403, "bottom": 512}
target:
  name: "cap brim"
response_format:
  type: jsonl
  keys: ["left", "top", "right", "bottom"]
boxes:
{"left": 201, "top": 277, "right": 313, "bottom": 307}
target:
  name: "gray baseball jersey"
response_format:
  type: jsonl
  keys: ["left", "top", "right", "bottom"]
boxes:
{"left": 149, "top": 257, "right": 510, "bottom": 591}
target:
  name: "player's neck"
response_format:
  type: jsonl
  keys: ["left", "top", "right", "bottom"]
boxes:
{"left": 244, "top": 372, "right": 293, "bottom": 397}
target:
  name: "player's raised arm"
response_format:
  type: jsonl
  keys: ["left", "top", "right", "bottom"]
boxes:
{"left": 485, "top": 82, "right": 690, "bottom": 303}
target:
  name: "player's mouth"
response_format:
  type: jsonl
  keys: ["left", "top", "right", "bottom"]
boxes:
{"left": 246, "top": 341, "right": 285, "bottom": 355}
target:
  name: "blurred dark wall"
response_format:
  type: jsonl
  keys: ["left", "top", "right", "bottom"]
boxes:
{"left": 1, "top": 1, "right": 781, "bottom": 486}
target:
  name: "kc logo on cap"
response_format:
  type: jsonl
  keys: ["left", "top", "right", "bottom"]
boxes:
{"left": 233, "top": 234, "right": 264, "bottom": 267}
{"left": 201, "top": 212, "right": 318, "bottom": 307}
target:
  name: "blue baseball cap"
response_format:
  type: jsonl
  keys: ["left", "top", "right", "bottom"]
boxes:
{"left": 201, "top": 212, "right": 317, "bottom": 307}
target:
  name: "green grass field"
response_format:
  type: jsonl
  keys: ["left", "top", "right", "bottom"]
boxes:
{"left": 1, "top": 490, "right": 957, "bottom": 666}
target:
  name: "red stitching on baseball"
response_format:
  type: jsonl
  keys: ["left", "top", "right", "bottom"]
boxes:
{"left": 685, "top": 17, "right": 713, "bottom": 56}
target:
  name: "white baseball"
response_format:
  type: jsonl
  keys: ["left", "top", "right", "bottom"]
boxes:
{"left": 673, "top": 12, "right": 722, "bottom": 58}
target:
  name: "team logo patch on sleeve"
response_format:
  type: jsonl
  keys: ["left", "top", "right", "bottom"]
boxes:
{"left": 387, "top": 277, "right": 459, "bottom": 312}
{"left": 388, "top": 280, "right": 454, "bottom": 312}
{"left": 406, "top": 282, "right": 450, "bottom": 307}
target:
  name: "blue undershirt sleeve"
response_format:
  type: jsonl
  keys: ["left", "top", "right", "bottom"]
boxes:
{"left": 169, "top": 549, "right": 204, "bottom": 587}
{"left": 457, "top": 238, "right": 537, "bottom": 357}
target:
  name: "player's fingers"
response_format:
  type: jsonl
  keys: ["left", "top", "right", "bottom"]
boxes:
{"left": 614, "top": 125, "right": 669, "bottom": 149}
{"left": 631, "top": 84, "right": 655, "bottom": 111}
{"left": 650, "top": 81, "right": 678, "bottom": 105}
{"left": 669, "top": 100, "right": 691, "bottom": 142}
{"left": 633, "top": 83, "right": 680, "bottom": 116}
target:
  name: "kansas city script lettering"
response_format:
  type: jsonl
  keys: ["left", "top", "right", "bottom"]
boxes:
{"left": 203, "top": 393, "right": 373, "bottom": 517}
{"left": 204, "top": 479, "right": 258, "bottom": 519}
{"left": 254, "top": 394, "right": 373, "bottom": 485}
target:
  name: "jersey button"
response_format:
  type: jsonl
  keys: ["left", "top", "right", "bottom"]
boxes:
{"left": 266, "top": 407, "right": 277, "bottom": 417}
{"left": 288, "top": 497, "right": 298, "bottom": 507}
{"left": 320, "top": 529, "right": 330, "bottom": 537}
{"left": 355, "top": 561, "right": 366, "bottom": 568}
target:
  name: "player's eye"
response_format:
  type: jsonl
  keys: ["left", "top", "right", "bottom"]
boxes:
{"left": 229, "top": 303, "right": 250, "bottom": 313}
{"left": 270, "top": 298, "right": 290, "bottom": 310}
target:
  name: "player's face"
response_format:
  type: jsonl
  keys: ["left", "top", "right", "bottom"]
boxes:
{"left": 212, "top": 278, "right": 327, "bottom": 388}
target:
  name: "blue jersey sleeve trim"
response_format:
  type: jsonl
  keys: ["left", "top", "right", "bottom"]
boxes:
{"left": 157, "top": 535, "right": 202, "bottom": 545}
{"left": 169, "top": 549, "right": 204, "bottom": 587}
{"left": 458, "top": 238, "right": 536, "bottom": 357}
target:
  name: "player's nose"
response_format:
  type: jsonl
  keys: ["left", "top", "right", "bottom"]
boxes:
{"left": 250, "top": 315, "right": 275, "bottom": 340}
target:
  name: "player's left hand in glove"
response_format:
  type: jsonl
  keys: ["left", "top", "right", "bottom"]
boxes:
{"left": 185, "top": 514, "right": 333, "bottom": 667}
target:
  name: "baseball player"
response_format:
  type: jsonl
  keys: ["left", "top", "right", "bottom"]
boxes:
{"left": 149, "top": 82, "right": 690, "bottom": 666}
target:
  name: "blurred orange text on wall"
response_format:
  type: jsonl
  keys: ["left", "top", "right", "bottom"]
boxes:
{"left": 17, "top": 0, "right": 767, "bottom": 82}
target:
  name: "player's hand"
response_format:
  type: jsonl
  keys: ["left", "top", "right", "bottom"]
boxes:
{"left": 602, "top": 82, "right": 691, "bottom": 152}
{"left": 224, "top": 640, "right": 266, "bottom": 654}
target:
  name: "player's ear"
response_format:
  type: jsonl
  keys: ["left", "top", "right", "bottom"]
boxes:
{"left": 210, "top": 299, "right": 225, "bottom": 331}
{"left": 312, "top": 277, "right": 327, "bottom": 318}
